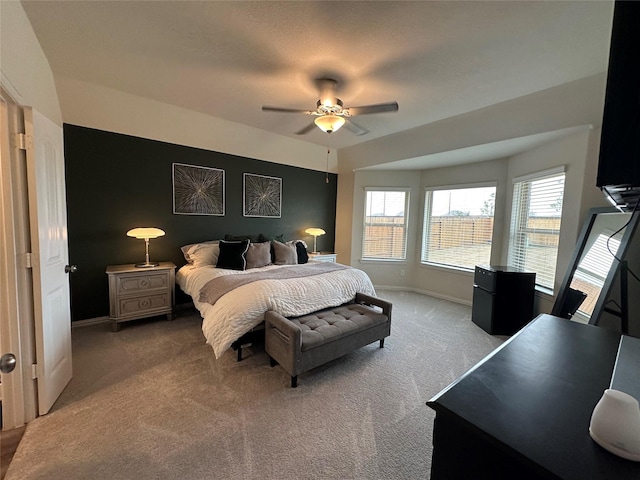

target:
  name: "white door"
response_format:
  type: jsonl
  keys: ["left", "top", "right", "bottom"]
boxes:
{"left": 24, "top": 108, "right": 73, "bottom": 415}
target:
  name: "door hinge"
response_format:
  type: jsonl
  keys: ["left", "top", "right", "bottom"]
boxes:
{"left": 31, "top": 364, "right": 38, "bottom": 379}
{"left": 24, "top": 252, "right": 33, "bottom": 268}
{"left": 11, "top": 132, "right": 32, "bottom": 151}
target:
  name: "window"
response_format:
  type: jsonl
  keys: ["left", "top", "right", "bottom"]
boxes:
{"left": 421, "top": 184, "right": 496, "bottom": 270}
{"left": 362, "top": 189, "right": 409, "bottom": 260}
{"left": 508, "top": 168, "right": 566, "bottom": 291}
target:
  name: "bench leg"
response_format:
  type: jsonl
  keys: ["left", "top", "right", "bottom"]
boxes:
{"left": 380, "top": 338, "right": 385, "bottom": 348}
{"left": 291, "top": 376, "right": 298, "bottom": 388}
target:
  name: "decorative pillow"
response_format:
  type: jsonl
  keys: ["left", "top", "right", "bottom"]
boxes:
{"left": 245, "top": 242, "right": 272, "bottom": 269}
{"left": 295, "top": 241, "right": 309, "bottom": 264}
{"left": 216, "top": 240, "right": 250, "bottom": 270}
{"left": 258, "top": 233, "right": 285, "bottom": 243}
{"left": 224, "top": 234, "right": 260, "bottom": 243}
{"left": 272, "top": 240, "right": 298, "bottom": 265}
{"left": 182, "top": 241, "right": 220, "bottom": 267}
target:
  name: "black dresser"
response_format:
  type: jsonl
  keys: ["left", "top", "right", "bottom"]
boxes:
{"left": 427, "top": 314, "right": 640, "bottom": 480}
{"left": 472, "top": 265, "right": 535, "bottom": 335}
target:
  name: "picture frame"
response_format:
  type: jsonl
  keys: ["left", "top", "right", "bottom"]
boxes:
{"left": 173, "top": 163, "right": 225, "bottom": 216}
{"left": 243, "top": 173, "right": 282, "bottom": 218}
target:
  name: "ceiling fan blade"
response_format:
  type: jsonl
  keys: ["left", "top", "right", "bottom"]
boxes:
{"left": 295, "top": 122, "right": 317, "bottom": 135}
{"left": 345, "top": 102, "right": 399, "bottom": 116}
{"left": 262, "top": 106, "right": 314, "bottom": 114}
{"left": 344, "top": 119, "right": 369, "bottom": 136}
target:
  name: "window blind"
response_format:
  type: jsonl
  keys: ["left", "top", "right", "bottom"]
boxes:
{"left": 571, "top": 232, "right": 621, "bottom": 316}
{"left": 422, "top": 186, "right": 496, "bottom": 270}
{"left": 508, "top": 172, "right": 566, "bottom": 290}
{"left": 362, "top": 190, "right": 409, "bottom": 260}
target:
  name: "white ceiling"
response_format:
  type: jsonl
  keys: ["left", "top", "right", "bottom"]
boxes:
{"left": 22, "top": 1, "right": 614, "bottom": 156}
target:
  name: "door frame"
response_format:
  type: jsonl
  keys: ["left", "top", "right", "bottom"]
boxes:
{"left": 0, "top": 87, "right": 38, "bottom": 429}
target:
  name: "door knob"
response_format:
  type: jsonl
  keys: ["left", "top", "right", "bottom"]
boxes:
{"left": 65, "top": 264, "right": 78, "bottom": 273}
{"left": 0, "top": 353, "right": 16, "bottom": 374}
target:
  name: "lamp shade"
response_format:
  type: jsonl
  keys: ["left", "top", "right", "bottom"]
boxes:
{"left": 314, "top": 115, "right": 345, "bottom": 134}
{"left": 126, "top": 228, "right": 165, "bottom": 239}
{"left": 305, "top": 228, "right": 326, "bottom": 237}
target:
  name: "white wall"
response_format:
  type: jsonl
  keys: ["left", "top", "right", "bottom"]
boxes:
{"left": 349, "top": 170, "right": 422, "bottom": 288}
{"left": 54, "top": 76, "right": 336, "bottom": 174}
{"left": 349, "top": 158, "right": 506, "bottom": 303}
{"left": 339, "top": 75, "right": 607, "bottom": 172}
{"left": 414, "top": 159, "right": 508, "bottom": 304}
{"left": 0, "top": 0, "right": 63, "bottom": 427}
{"left": 347, "top": 129, "right": 609, "bottom": 313}
{"left": 503, "top": 128, "right": 603, "bottom": 313}
{"left": 0, "top": 1, "right": 61, "bottom": 124}
{"left": 335, "top": 73, "right": 607, "bottom": 273}
{"left": 3, "top": 0, "right": 613, "bottom": 317}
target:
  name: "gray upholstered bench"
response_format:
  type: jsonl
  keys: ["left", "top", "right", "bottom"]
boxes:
{"left": 265, "top": 292, "right": 392, "bottom": 387}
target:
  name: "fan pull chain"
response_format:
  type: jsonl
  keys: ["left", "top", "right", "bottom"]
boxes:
{"left": 326, "top": 148, "right": 330, "bottom": 184}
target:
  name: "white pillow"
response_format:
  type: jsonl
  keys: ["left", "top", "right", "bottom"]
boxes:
{"left": 184, "top": 241, "right": 220, "bottom": 268}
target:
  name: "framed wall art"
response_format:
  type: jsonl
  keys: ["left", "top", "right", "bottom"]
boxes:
{"left": 173, "top": 163, "right": 225, "bottom": 216}
{"left": 243, "top": 173, "right": 282, "bottom": 218}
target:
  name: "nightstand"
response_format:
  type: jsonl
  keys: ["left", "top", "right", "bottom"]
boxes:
{"left": 106, "top": 262, "right": 176, "bottom": 332}
{"left": 309, "top": 253, "right": 337, "bottom": 263}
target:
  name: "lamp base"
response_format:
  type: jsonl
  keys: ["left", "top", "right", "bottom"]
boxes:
{"left": 135, "top": 262, "right": 159, "bottom": 268}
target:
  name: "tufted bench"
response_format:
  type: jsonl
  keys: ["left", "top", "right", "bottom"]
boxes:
{"left": 265, "top": 292, "right": 392, "bottom": 387}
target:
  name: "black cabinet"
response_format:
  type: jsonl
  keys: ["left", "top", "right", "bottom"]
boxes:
{"left": 472, "top": 265, "right": 535, "bottom": 335}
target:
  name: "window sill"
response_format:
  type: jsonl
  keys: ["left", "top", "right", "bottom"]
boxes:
{"left": 419, "top": 262, "right": 474, "bottom": 276}
{"left": 535, "top": 285, "right": 555, "bottom": 298}
{"left": 359, "top": 258, "right": 407, "bottom": 265}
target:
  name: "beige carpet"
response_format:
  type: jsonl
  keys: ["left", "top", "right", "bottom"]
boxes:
{"left": 5, "top": 290, "right": 504, "bottom": 480}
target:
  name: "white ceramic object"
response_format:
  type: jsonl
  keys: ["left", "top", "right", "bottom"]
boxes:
{"left": 589, "top": 389, "right": 640, "bottom": 462}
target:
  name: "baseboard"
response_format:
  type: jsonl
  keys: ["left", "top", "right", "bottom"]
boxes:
{"left": 72, "top": 316, "right": 109, "bottom": 328}
{"left": 373, "top": 285, "right": 472, "bottom": 307}
{"left": 71, "top": 302, "right": 199, "bottom": 329}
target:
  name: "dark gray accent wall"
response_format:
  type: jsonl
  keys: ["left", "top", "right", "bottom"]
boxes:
{"left": 64, "top": 124, "right": 337, "bottom": 321}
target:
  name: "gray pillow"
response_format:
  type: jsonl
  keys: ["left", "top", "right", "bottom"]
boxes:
{"left": 245, "top": 242, "right": 272, "bottom": 269}
{"left": 272, "top": 240, "right": 298, "bottom": 265}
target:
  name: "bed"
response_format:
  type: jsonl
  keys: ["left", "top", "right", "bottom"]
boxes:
{"left": 176, "top": 238, "right": 376, "bottom": 359}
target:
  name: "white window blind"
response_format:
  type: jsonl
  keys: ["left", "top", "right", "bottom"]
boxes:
{"left": 422, "top": 185, "right": 496, "bottom": 270}
{"left": 571, "top": 231, "right": 621, "bottom": 317}
{"left": 508, "top": 170, "right": 566, "bottom": 290}
{"left": 362, "top": 189, "right": 409, "bottom": 260}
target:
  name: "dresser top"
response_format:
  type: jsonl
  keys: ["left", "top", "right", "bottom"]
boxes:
{"left": 106, "top": 262, "right": 176, "bottom": 274}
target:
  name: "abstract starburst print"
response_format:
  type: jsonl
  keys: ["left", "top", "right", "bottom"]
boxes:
{"left": 173, "top": 163, "right": 224, "bottom": 215}
{"left": 243, "top": 173, "right": 282, "bottom": 218}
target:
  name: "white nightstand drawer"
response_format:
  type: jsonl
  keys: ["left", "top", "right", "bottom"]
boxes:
{"left": 309, "top": 253, "right": 337, "bottom": 263}
{"left": 116, "top": 271, "right": 170, "bottom": 295}
{"left": 117, "top": 292, "right": 172, "bottom": 318}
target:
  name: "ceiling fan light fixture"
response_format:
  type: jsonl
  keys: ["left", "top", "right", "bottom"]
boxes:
{"left": 314, "top": 115, "right": 345, "bottom": 134}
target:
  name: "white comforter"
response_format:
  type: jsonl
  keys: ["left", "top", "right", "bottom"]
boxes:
{"left": 176, "top": 262, "right": 376, "bottom": 358}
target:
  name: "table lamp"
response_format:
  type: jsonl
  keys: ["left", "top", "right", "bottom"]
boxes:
{"left": 127, "top": 227, "right": 165, "bottom": 267}
{"left": 304, "top": 227, "right": 325, "bottom": 254}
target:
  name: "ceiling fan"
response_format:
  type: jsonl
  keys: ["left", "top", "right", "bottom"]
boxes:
{"left": 262, "top": 78, "right": 399, "bottom": 135}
